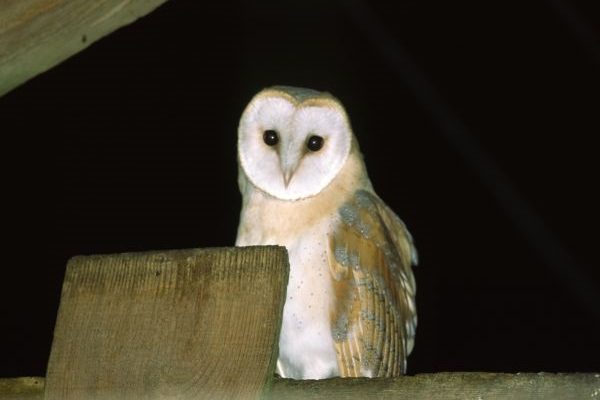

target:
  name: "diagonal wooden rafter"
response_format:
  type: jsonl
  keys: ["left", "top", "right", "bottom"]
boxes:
{"left": 0, "top": 0, "right": 171, "bottom": 97}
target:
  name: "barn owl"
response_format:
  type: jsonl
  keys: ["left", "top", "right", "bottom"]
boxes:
{"left": 236, "top": 86, "right": 417, "bottom": 379}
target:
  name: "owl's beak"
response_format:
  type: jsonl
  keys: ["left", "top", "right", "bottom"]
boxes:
{"left": 283, "top": 169, "right": 294, "bottom": 188}
{"left": 280, "top": 155, "right": 300, "bottom": 188}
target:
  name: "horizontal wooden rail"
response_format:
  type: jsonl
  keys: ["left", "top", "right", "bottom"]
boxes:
{"left": 0, "top": 0, "right": 171, "bottom": 96}
{"left": 270, "top": 372, "right": 600, "bottom": 399}
{"left": 0, "top": 377, "right": 44, "bottom": 400}
{"left": 2, "top": 373, "right": 599, "bottom": 400}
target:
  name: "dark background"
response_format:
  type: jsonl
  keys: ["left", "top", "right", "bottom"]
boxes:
{"left": 1, "top": 0, "right": 598, "bottom": 377}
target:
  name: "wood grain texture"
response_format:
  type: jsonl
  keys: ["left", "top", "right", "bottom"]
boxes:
{"left": 268, "top": 373, "right": 600, "bottom": 400}
{"left": 3, "top": 373, "right": 599, "bottom": 399}
{"left": 0, "top": 0, "right": 170, "bottom": 96}
{"left": 44, "top": 246, "right": 289, "bottom": 400}
{"left": 0, "top": 377, "right": 44, "bottom": 400}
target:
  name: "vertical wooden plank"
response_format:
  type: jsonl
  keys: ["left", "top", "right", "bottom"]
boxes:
{"left": 44, "top": 246, "right": 288, "bottom": 400}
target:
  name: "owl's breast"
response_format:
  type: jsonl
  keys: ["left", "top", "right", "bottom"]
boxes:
{"left": 236, "top": 193, "right": 341, "bottom": 378}
{"left": 274, "top": 218, "right": 340, "bottom": 379}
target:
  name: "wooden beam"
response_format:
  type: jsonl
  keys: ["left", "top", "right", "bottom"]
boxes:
{"left": 269, "top": 372, "right": 600, "bottom": 400}
{"left": 44, "top": 246, "right": 289, "bottom": 400}
{"left": 0, "top": 0, "right": 171, "bottom": 97}
{"left": 3, "top": 373, "right": 599, "bottom": 399}
{"left": 0, "top": 377, "right": 44, "bottom": 400}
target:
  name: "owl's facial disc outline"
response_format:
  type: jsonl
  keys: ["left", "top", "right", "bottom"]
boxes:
{"left": 238, "top": 88, "right": 352, "bottom": 201}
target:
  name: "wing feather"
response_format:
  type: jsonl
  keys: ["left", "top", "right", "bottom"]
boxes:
{"left": 328, "top": 190, "right": 417, "bottom": 377}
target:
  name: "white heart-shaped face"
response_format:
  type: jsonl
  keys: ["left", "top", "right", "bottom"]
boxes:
{"left": 238, "top": 88, "right": 352, "bottom": 201}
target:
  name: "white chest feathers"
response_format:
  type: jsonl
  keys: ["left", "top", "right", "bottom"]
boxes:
{"left": 237, "top": 198, "right": 341, "bottom": 379}
{"left": 236, "top": 86, "right": 418, "bottom": 379}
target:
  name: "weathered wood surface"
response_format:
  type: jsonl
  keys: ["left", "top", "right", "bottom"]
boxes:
{"left": 0, "top": 0, "right": 171, "bottom": 97}
{"left": 2, "top": 373, "right": 599, "bottom": 399}
{"left": 269, "top": 372, "right": 600, "bottom": 400}
{"left": 44, "top": 246, "right": 289, "bottom": 400}
{"left": 0, "top": 377, "right": 44, "bottom": 400}
{"left": 3, "top": 246, "right": 598, "bottom": 399}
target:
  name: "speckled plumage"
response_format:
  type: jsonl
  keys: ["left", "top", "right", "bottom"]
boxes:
{"left": 236, "top": 86, "right": 417, "bottom": 379}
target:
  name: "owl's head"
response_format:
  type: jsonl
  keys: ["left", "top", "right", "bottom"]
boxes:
{"left": 238, "top": 86, "right": 353, "bottom": 201}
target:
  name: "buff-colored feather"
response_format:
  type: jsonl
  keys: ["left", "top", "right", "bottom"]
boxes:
{"left": 328, "top": 191, "right": 416, "bottom": 377}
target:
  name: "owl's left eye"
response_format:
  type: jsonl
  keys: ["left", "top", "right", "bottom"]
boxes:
{"left": 306, "top": 135, "right": 324, "bottom": 152}
{"left": 263, "top": 130, "right": 279, "bottom": 146}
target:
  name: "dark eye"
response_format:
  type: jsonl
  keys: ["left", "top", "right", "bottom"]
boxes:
{"left": 306, "top": 135, "right": 324, "bottom": 152}
{"left": 263, "top": 130, "right": 279, "bottom": 146}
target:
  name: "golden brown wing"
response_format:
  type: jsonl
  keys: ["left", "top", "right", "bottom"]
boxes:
{"left": 328, "top": 190, "right": 417, "bottom": 377}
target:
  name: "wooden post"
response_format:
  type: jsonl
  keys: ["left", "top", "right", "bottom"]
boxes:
{"left": 0, "top": 0, "right": 171, "bottom": 97}
{"left": 44, "top": 246, "right": 289, "bottom": 400}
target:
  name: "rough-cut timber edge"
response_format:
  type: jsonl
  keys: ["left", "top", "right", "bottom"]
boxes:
{"left": 0, "top": 0, "right": 171, "bottom": 97}
{"left": 44, "top": 246, "right": 289, "bottom": 400}
{"left": 2, "top": 373, "right": 599, "bottom": 400}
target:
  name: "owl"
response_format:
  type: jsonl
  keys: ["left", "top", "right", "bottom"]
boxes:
{"left": 235, "top": 86, "right": 417, "bottom": 379}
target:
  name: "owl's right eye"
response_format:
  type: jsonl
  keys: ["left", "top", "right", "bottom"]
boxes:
{"left": 263, "top": 130, "right": 279, "bottom": 146}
